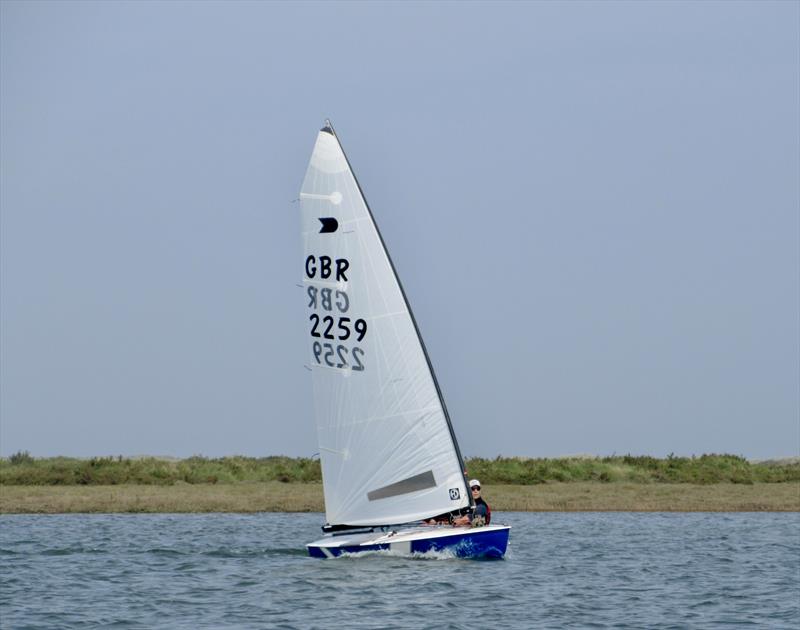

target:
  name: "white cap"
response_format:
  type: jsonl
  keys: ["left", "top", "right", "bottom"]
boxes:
{"left": 469, "top": 479, "right": 481, "bottom": 488}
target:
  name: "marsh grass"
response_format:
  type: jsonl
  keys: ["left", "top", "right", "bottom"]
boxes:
{"left": 466, "top": 454, "right": 800, "bottom": 485}
{"left": 0, "top": 455, "right": 322, "bottom": 486}
{"left": 0, "top": 481, "right": 323, "bottom": 514}
{"left": 2, "top": 454, "right": 797, "bottom": 486}
{"left": 1, "top": 482, "right": 797, "bottom": 514}
{"left": 487, "top": 482, "right": 800, "bottom": 512}
{"left": 2, "top": 454, "right": 798, "bottom": 513}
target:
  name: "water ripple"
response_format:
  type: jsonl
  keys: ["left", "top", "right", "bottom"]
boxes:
{"left": 1, "top": 512, "right": 798, "bottom": 629}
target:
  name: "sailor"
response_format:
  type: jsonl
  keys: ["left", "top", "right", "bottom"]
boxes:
{"left": 452, "top": 479, "right": 491, "bottom": 527}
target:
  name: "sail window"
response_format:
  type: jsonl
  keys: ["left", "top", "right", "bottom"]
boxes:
{"left": 366, "top": 470, "right": 437, "bottom": 501}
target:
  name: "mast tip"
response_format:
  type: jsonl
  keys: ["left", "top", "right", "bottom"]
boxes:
{"left": 321, "top": 118, "right": 334, "bottom": 134}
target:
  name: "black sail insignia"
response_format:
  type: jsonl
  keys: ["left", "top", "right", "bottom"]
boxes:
{"left": 318, "top": 217, "right": 339, "bottom": 233}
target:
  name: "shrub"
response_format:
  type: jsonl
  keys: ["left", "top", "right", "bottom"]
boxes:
{"left": 9, "top": 451, "right": 34, "bottom": 466}
{"left": 1, "top": 453, "right": 797, "bottom": 486}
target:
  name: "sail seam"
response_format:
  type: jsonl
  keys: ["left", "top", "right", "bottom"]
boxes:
{"left": 330, "top": 404, "right": 441, "bottom": 427}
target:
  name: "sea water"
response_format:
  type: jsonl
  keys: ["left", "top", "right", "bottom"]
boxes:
{"left": 1, "top": 512, "right": 798, "bottom": 629}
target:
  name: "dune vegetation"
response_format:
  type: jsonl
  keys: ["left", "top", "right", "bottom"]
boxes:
{"left": 1, "top": 453, "right": 797, "bottom": 513}
{"left": 2, "top": 452, "right": 798, "bottom": 486}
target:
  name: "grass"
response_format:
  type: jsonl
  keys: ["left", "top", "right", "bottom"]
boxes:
{"left": 0, "top": 454, "right": 323, "bottom": 486}
{"left": 487, "top": 482, "right": 800, "bottom": 512}
{"left": 1, "top": 453, "right": 797, "bottom": 513}
{"left": 465, "top": 454, "right": 800, "bottom": 484}
{"left": 1, "top": 482, "right": 797, "bottom": 514}
{"left": 2, "top": 453, "right": 798, "bottom": 486}
{"left": 0, "top": 482, "right": 322, "bottom": 514}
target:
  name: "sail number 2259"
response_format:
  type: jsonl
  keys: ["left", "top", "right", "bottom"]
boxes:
{"left": 309, "top": 315, "right": 367, "bottom": 371}
{"left": 309, "top": 315, "right": 367, "bottom": 342}
{"left": 305, "top": 254, "right": 368, "bottom": 372}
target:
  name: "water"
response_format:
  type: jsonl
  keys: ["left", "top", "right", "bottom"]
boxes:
{"left": 1, "top": 512, "right": 798, "bottom": 629}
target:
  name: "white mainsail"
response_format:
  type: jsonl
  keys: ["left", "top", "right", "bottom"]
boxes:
{"left": 299, "top": 122, "right": 471, "bottom": 527}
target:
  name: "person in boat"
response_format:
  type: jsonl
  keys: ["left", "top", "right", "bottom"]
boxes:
{"left": 452, "top": 479, "right": 491, "bottom": 527}
{"left": 422, "top": 479, "right": 491, "bottom": 526}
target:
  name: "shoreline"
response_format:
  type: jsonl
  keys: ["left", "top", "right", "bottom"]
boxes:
{"left": 1, "top": 481, "right": 798, "bottom": 514}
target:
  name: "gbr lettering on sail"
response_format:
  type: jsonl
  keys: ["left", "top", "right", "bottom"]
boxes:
{"left": 305, "top": 254, "right": 368, "bottom": 372}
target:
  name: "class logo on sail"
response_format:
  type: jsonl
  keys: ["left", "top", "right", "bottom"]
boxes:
{"left": 318, "top": 217, "right": 338, "bottom": 233}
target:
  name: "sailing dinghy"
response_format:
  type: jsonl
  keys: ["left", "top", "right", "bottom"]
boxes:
{"left": 299, "top": 121, "right": 510, "bottom": 559}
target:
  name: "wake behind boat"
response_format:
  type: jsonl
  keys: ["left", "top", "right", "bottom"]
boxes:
{"left": 298, "top": 121, "right": 510, "bottom": 559}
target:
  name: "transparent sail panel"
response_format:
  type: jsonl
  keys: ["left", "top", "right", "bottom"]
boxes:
{"left": 299, "top": 128, "right": 469, "bottom": 526}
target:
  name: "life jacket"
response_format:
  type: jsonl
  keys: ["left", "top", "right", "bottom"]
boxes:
{"left": 475, "top": 497, "right": 491, "bottom": 525}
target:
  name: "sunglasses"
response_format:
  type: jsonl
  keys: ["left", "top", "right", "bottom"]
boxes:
{"left": 471, "top": 486, "right": 481, "bottom": 491}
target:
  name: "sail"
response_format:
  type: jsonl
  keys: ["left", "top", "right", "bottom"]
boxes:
{"left": 299, "top": 123, "right": 471, "bottom": 526}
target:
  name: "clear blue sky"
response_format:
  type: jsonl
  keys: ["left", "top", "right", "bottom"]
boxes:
{"left": 1, "top": 1, "right": 798, "bottom": 459}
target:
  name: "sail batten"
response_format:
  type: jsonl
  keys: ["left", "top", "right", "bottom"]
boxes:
{"left": 300, "top": 122, "right": 471, "bottom": 526}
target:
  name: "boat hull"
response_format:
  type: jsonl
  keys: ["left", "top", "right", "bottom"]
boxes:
{"left": 307, "top": 524, "right": 510, "bottom": 559}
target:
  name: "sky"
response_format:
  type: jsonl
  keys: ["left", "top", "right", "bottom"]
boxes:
{"left": 1, "top": 1, "right": 798, "bottom": 460}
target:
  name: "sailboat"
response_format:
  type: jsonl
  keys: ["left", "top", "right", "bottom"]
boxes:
{"left": 299, "top": 121, "right": 510, "bottom": 559}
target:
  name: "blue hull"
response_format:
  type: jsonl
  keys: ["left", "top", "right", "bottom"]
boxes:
{"left": 307, "top": 525, "right": 510, "bottom": 559}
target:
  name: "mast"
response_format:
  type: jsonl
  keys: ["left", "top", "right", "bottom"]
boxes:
{"left": 321, "top": 119, "right": 474, "bottom": 511}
